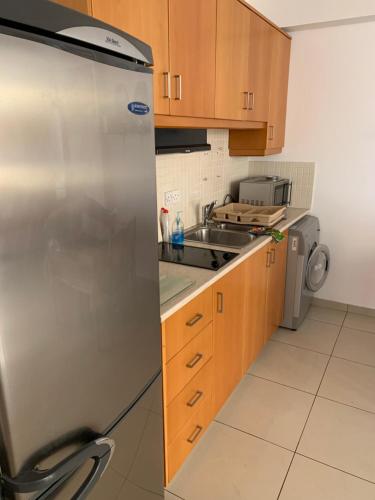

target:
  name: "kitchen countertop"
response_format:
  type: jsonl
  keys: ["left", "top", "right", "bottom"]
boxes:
{"left": 160, "top": 207, "right": 309, "bottom": 322}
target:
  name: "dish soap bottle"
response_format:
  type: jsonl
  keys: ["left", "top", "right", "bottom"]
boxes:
{"left": 171, "top": 211, "right": 184, "bottom": 245}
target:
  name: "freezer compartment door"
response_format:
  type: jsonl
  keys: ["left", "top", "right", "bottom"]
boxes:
{"left": 0, "top": 25, "right": 161, "bottom": 481}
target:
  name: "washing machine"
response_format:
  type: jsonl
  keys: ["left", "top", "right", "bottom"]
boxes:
{"left": 282, "top": 215, "right": 330, "bottom": 330}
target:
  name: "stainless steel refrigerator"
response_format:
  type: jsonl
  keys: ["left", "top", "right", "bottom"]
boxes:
{"left": 0, "top": 1, "right": 163, "bottom": 498}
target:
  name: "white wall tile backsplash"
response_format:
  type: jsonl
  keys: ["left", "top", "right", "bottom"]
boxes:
{"left": 248, "top": 160, "right": 315, "bottom": 209}
{"left": 156, "top": 130, "right": 315, "bottom": 238}
{"left": 156, "top": 130, "right": 249, "bottom": 232}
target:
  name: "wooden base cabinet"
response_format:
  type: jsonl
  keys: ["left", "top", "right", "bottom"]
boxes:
{"left": 212, "top": 263, "right": 246, "bottom": 414}
{"left": 265, "top": 235, "right": 289, "bottom": 341}
{"left": 162, "top": 233, "right": 288, "bottom": 483}
{"left": 242, "top": 245, "right": 270, "bottom": 371}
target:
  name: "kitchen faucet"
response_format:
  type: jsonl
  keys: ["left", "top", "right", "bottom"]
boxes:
{"left": 202, "top": 201, "right": 217, "bottom": 227}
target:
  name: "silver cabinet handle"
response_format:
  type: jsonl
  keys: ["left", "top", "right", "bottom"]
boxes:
{"left": 187, "top": 425, "right": 203, "bottom": 444}
{"left": 266, "top": 251, "right": 271, "bottom": 268}
{"left": 174, "top": 74, "right": 182, "bottom": 100}
{"left": 186, "top": 390, "right": 203, "bottom": 407}
{"left": 242, "top": 91, "right": 249, "bottom": 110}
{"left": 186, "top": 313, "right": 203, "bottom": 327}
{"left": 248, "top": 92, "right": 255, "bottom": 110}
{"left": 217, "top": 292, "right": 224, "bottom": 313}
{"left": 268, "top": 125, "right": 275, "bottom": 140}
{"left": 271, "top": 248, "right": 276, "bottom": 264}
{"left": 163, "top": 72, "right": 171, "bottom": 98}
{"left": 186, "top": 353, "right": 203, "bottom": 369}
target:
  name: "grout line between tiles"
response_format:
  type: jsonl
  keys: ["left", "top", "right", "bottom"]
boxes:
{"left": 305, "top": 316, "right": 345, "bottom": 328}
{"left": 276, "top": 309, "right": 349, "bottom": 499}
{"left": 331, "top": 354, "right": 375, "bottom": 370}
{"left": 164, "top": 489, "right": 186, "bottom": 500}
{"left": 213, "top": 419, "right": 295, "bottom": 454}
{"left": 316, "top": 394, "right": 375, "bottom": 417}
{"left": 295, "top": 452, "right": 375, "bottom": 486}
{"left": 245, "top": 372, "right": 316, "bottom": 396}
{"left": 340, "top": 324, "right": 375, "bottom": 336}
{"left": 269, "top": 337, "right": 334, "bottom": 356}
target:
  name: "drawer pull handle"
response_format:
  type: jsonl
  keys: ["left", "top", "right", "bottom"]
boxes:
{"left": 266, "top": 251, "right": 271, "bottom": 268}
{"left": 271, "top": 248, "right": 276, "bottom": 264}
{"left": 217, "top": 292, "right": 224, "bottom": 313}
{"left": 187, "top": 390, "right": 203, "bottom": 407}
{"left": 186, "top": 313, "right": 203, "bottom": 327}
{"left": 187, "top": 425, "right": 203, "bottom": 444}
{"left": 186, "top": 353, "right": 203, "bottom": 369}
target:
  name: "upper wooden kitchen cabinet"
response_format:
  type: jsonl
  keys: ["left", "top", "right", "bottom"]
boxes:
{"left": 215, "top": 0, "right": 251, "bottom": 121}
{"left": 246, "top": 11, "right": 273, "bottom": 122}
{"left": 168, "top": 0, "right": 217, "bottom": 118}
{"left": 266, "top": 29, "right": 291, "bottom": 151}
{"left": 91, "top": 0, "right": 170, "bottom": 115}
{"left": 51, "top": 0, "right": 92, "bottom": 14}
{"left": 229, "top": 24, "right": 291, "bottom": 155}
{"left": 212, "top": 263, "right": 246, "bottom": 414}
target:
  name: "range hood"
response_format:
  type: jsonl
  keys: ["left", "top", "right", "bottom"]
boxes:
{"left": 155, "top": 128, "right": 211, "bottom": 155}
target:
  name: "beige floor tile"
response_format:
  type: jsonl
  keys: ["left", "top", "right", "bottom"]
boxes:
{"left": 344, "top": 313, "right": 375, "bottom": 333}
{"left": 279, "top": 454, "right": 375, "bottom": 500}
{"left": 307, "top": 306, "right": 346, "bottom": 325}
{"left": 298, "top": 398, "right": 375, "bottom": 482}
{"left": 167, "top": 422, "right": 293, "bottom": 500}
{"left": 272, "top": 319, "right": 340, "bottom": 354}
{"left": 333, "top": 328, "right": 375, "bottom": 367}
{"left": 319, "top": 357, "right": 375, "bottom": 413}
{"left": 118, "top": 481, "right": 163, "bottom": 499}
{"left": 249, "top": 342, "right": 329, "bottom": 394}
{"left": 216, "top": 375, "right": 313, "bottom": 450}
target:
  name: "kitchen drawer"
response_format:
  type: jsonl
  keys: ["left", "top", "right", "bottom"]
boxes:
{"left": 167, "top": 391, "right": 213, "bottom": 481}
{"left": 165, "top": 323, "right": 213, "bottom": 405}
{"left": 164, "top": 287, "right": 213, "bottom": 362}
{"left": 166, "top": 358, "right": 213, "bottom": 446}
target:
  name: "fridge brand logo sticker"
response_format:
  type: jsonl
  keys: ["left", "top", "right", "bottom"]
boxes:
{"left": 105, "top": 35, "right": 121, "bottom": 48}
{"left": 292, "top": 237, "right": 298, "bottom": 252}
{"left": 128, "top": 102, "right": 150, "bottom": 115}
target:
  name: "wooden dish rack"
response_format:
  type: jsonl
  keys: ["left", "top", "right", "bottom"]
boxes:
{"left": 212, "top": 203, "right": 287, "bottom": 226}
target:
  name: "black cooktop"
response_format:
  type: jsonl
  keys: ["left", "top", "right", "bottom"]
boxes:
{"left": 158, "top": 243, "right": 237, "bottom": 271}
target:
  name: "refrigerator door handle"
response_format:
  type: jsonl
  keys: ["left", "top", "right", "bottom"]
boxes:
{"left": 2, "top": 436, "right": 115, "bottom": 497}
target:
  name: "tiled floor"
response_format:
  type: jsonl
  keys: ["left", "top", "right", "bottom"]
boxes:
{"left": 165, "top": 307, "right": 375, "bottom": 500}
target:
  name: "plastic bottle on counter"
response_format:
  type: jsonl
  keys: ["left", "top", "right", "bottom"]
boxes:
{"left": 159, "top": 207, "right": 170, "bottom": 243}
{"left": 171, "top": 211, "right": 184, "bottom": 245}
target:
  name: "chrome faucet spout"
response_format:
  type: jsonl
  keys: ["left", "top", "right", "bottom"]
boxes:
{"left": 201, "top": 200, "right": 217, "bottom": 227}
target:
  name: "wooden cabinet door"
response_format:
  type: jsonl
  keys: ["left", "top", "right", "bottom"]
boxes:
{"left": 91, "top": 0, "right": 170, "bottom": 115}
{"left": 247, "top": 13, "right": 273, "bottom": 122}
{"left": 242, "top": 245, "right": 269, "bottom": 372}
{"left": 215, "top": 0, "right": 251, "bottom": 121}
{"left": 52, "top": 0, "right": 92, "bottom": 14}
{"left": 267, "top": 30, "right": 291, "bottom": 149}
{"left": 265, "top": 236, "right": 288, "bottom": 341}
{"left": 169, "top": 0, "right": 216, "bottom": 118}
{"left": 212, "top": 263, "right": 246, "bottom": 414}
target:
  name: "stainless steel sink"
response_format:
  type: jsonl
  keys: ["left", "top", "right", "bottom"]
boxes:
{"left": 185, "top": 225, "right": 256, "bottom": 248}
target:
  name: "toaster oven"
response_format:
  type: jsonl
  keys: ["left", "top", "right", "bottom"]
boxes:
{"left": 239, "top": 176, "right": 292, "bottom": 206}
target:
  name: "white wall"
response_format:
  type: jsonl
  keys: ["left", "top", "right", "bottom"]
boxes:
{"left": 247, "top": 0, "right": 375, "bottom": 27}
{"left": 268, "top": 22, "right": 375, "bottom": 308}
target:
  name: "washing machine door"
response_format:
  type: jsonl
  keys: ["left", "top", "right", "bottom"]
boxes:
{"left": 306, "top": 244, "right": 330, "bottom": 292}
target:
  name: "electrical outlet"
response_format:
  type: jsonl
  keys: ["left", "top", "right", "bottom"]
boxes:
{"left": 164, "top": 190, "right": 181, "bottom": 206}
